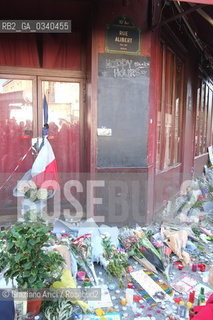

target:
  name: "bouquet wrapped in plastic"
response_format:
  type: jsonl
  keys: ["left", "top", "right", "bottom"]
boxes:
{"left": 69, "top": 234, "right": 99, "bottom": 285}
{"left": 101, "top": 234, "right": 129, "bottom": 287}
{"left": 119, "top": 227, "right": 164, "bottom": 273}
{"left": 13, "top": 170, "right": 55, "bottom": 215}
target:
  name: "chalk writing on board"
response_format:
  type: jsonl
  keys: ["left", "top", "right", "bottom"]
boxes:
{"left": 98, "top": 53, "right": 150, "bottom": 167}
{"left": 105, "top": 58, "right": 150, "bottom": 78}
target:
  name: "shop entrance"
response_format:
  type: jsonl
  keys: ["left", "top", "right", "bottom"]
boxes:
{"left": 0, "top": 74, "right": 83, "bottom": 216}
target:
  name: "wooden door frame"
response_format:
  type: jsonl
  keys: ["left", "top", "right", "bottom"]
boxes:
{"left": 0, "top": 67, "right": 86, "bottom": 173}
{"left": 37, "top": 76, "right": 85, "bottom": 173}
{"left": 0, "top": 66, "right": 85, "bottom": 79}
{"left": 0, "top": 73, "right": 38, "bottom": 138}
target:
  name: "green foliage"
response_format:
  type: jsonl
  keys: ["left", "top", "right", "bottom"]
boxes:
{"left": 145, "top": 230, "right": 153, "bottom": 239}
{"left": 197, "top": 244, "right": 205, "bottom": 251}
{"left": 128, "top": 247, "right": 143, "bottom": 259}
{"left": 101, "top": 236, "right": 113, "bottom": 260}
{"left": 106, "top": 252, "right": 129, "bottom": 287}
{"left": 192, "top": 201, "right": 203, "bottom": 208}
{"left": 191, "top": 226, "right": 201, "bottom": 236}
{"left": 23, "top": 210, "right": 42, "bottom": 222}
{"left": 102, "top": 235, "right": 128, "bottom": 287}
{"left": 0, "top": 220, "right": 64, "bottom": 289}
{"left": 43, "top": 300, "right": 73, "bottom": 320}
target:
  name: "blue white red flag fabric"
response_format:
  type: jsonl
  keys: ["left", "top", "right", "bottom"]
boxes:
{"left": 31, "top": 138, "right": 59, "bottom": 190}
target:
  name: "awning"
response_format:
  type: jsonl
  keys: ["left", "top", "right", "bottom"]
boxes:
{"left": 171, "top": 0, "right": 213, "bottom": 5}
{"left": 165, "top": 0, "right": 213, "bottom": 76}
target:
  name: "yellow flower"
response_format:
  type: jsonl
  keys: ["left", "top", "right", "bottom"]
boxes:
{"left": 95, "top": 308, "right": 107, "bottom": 320}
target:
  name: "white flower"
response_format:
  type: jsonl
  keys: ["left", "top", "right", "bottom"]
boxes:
{"left": 28, "top": 180, "right": 37, "bottom": 190}
{"left": 17, "top": 180, "right": 37, "bottom": 195}
{"left": 37, "top": 188, "right": 48, "bottom": 200}
{"left": 101, "top": 232, "right": 110, "bottom": 239}
{"left": 17, "top": 181, "right": 31, "bottom": 194}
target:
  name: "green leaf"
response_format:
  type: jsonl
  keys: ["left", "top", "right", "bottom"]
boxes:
{"left": 24, "top": 262, "right": 33, "bottom": 270}
{"left": 14, "top": 254, "right": 22, "bottom": 262}
{"left": 7, "top": 242, "right": 14, "bottom": 250}
{"left": 23, "top": 270, "right": 31, "bottom": 277}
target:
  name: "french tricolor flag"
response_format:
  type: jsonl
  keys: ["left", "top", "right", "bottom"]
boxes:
{"left": 31, "top": 138, "right": 59, "bottom": 190}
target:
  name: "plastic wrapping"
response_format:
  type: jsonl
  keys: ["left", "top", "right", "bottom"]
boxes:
{"left": 205, "top": 166, "right": 213, "bottom": 187}
{"left": 99, "top": 225, "right": 120, "bottom": 248}
{"left": 51, "top": 269, "right": 88, "bottom": 312}
{"left": 162, "top": 228, "right": 191, "bottom": 265}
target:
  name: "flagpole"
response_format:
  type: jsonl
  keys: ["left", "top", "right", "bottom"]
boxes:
{"left": 0, "top": 146, "right": 32, "bottom": 191}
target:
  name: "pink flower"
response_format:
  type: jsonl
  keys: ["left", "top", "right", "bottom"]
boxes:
{"left": 62, "top": 233, "right": 70, "bottom": 237}
{"left": 72, "top": 234, "right": 91, "bottom": 244}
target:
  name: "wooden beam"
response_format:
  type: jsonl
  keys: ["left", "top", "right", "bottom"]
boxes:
{"left": 188, "top": 3, "right": 213, "bottom": 26}
{"left": 171, "top": 0, "right": 213, "bottom": 4}
{"left": 154, "top": 4, "right": 207, "bottom": 29}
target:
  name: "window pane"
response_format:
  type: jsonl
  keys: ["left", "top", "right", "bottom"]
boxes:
{"left": 164, "top": 50, "right": 173, "bottom": 169}
{"left": 195, "top": 83, "right": 201, "bottom": 156}
{"left": 174, "top": 58, "right": 184, "bottom": 164}
{"left": 156, "top": 45, "right": 166, "bottom": 172}
{"left": 156, "top": 44, "right": 184, "bottom": 172}
{"left": 0, "top": 78, "right": 33, "bottom": 210}
{"left": 42, "top": 81, "right": 80, "bottom": 173}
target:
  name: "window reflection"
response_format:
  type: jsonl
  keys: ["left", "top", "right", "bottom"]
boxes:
{"left": 0, "top": 79, "right": 33, "bottom": 173}
{"left": 0, "top": 78, "right": 33, "bottom": 209}
{"left": 42, "top": 81, "right": 80, "bottom": 173}
{"left": 156, "top": 45, "right": 184, "bottom": 172}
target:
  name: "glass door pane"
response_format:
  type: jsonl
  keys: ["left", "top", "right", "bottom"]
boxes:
{"left": 0, "top": 78, "right": 34, "bottom": 212}
{"left": 41, "top": 81, "right": 80, "bottom": 173}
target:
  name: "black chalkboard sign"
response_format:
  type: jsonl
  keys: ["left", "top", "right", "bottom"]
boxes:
{"left": 97, "top": 53, "right": 150, "bottom": 167}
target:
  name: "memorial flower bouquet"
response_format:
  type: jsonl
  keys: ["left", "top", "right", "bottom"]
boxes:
{"left": 44, "top": 300, "right": 73, "bottom": 320}
{"left": 102, "top": 234, "right": 129, "bottom": 287}
{"left": 119, "top": 228, "right": 164, "bottom": 272}
{"left": 17, "top": 179, "right": 49, "bottom": 202}
{"left": 69, "top": 234, "right": 99, "bottom": 285}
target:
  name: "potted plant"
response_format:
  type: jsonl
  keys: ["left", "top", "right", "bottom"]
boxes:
{"left": 0, "top": 220, "right": 64, "bottom": 315}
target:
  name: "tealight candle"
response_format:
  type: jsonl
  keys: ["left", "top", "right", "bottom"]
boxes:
{"left": 83, "top": 278, "right": 91, "bottom": 287}
{"left": 121, "top": 298, "right": 127, "bottom": 306}
{"left": 108, "top": 283, "right": 116, "bottom": 290}
{"left": 127, "top": 265, "right": 134, "bottom": 273}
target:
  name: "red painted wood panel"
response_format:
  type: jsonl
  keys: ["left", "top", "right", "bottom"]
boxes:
{"left": 194, "top": 154, "right": 209, "bottom": 177}
{"left": 89, "top": 0, "right": 152, "bottom": 174}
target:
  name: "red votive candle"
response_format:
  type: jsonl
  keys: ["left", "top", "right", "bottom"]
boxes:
{"left": 189, "top": 290, "right": 195, "bottom": 303}
{"left": 191, "top": 263, "right": 197, "bottom": 272}
{"left": 178, "top": 264, "right": 184, "bottom": 270}
{"left": 199, "top": 264, "right": 206, "bottom": 272}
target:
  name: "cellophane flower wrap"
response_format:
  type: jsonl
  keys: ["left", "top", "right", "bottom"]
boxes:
{"left": 69, "top": 234, "right": 98, "bottom": 285}
{"left": 119, "top": 227, "right": 164, "bottom": 272}
{"left": 102, "top": 234, "right": 128, "bottom": 287}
